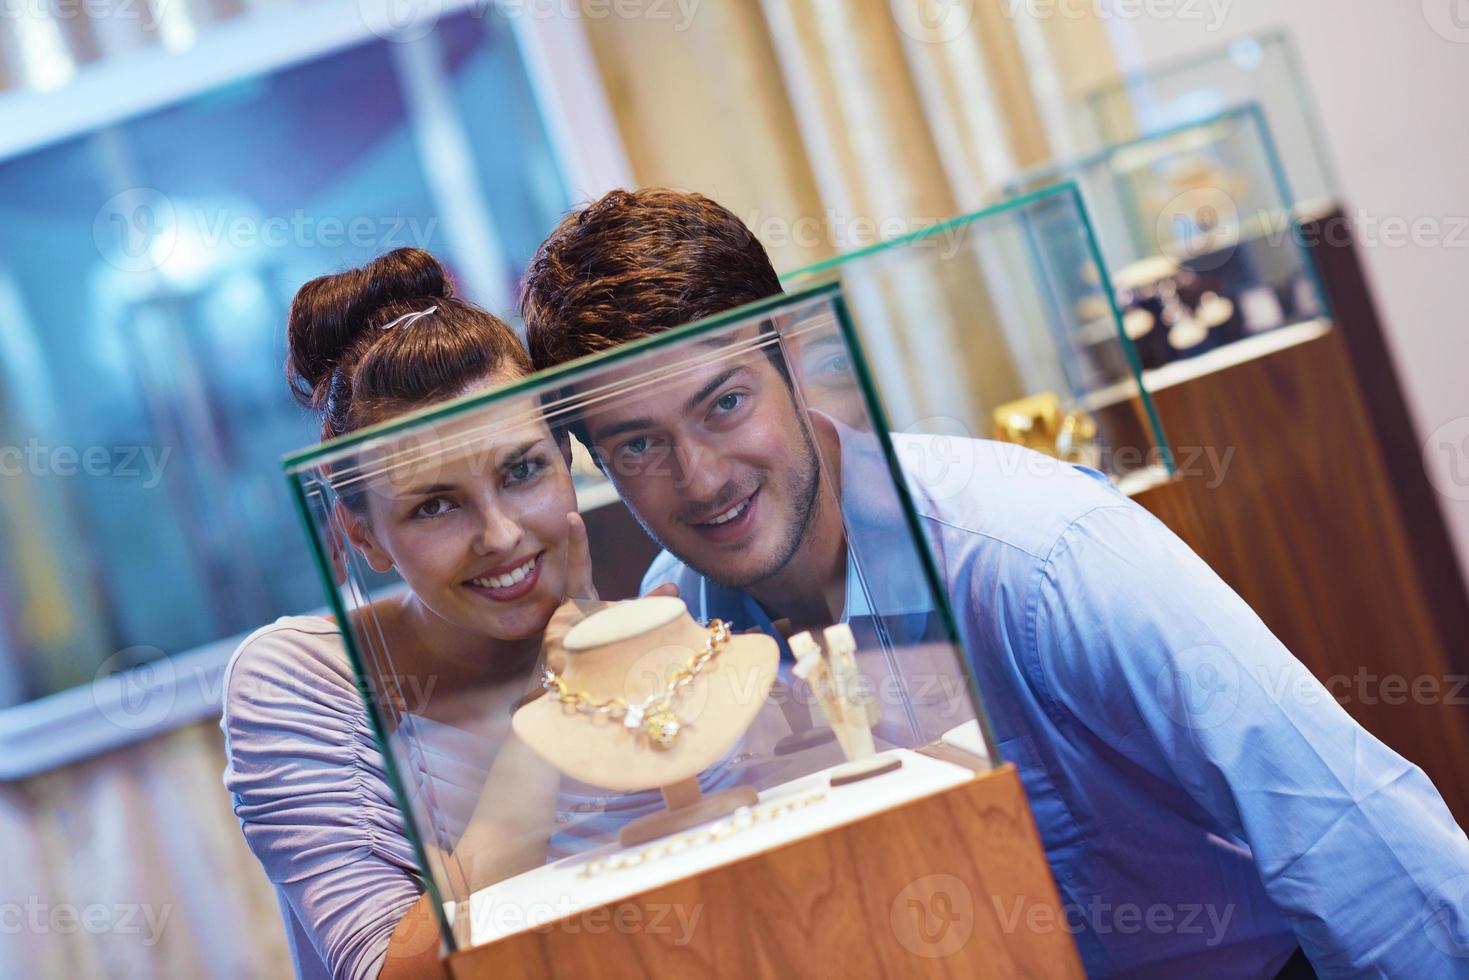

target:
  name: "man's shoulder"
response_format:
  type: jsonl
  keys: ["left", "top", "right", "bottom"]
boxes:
{"left": 889, "top": 433, "right": 1133, "bottom": 563}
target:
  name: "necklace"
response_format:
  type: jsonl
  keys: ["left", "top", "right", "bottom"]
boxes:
{"left": 577, "top": 791, "right": 827, "bottom": 877}
{"left": 540, "top": 619, "right": 732, "bottom": 749}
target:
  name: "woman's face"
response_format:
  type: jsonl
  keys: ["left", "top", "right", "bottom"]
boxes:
{"left": 348, "top": 386, "right": 578, "bottom": 643}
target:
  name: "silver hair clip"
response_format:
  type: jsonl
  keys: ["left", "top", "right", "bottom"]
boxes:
{"left": 380, "top": 305, "right": 437, "bottom": 331}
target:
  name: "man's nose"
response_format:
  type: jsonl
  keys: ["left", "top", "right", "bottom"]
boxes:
{"left": 673, "top": 439, "right": 731, "bottom": 501}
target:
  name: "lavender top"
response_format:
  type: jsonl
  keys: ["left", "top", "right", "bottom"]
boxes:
{"left": 220, "top": 615, "right": 778, "bottom": 980}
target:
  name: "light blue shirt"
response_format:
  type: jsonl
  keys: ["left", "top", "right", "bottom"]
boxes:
{"left": 644, "top": 428, "right": 1469, "bottom": 978}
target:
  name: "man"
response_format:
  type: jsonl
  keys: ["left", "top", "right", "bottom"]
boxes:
{"left": 521, "top": 188, "right": 1469, "bottom": 977}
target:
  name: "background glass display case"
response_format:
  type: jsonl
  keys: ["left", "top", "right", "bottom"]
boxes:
{"left": 1005, "top": 106, "right": 1328, "bottom": 378}
{"left": 284, "top": 283, "right": 1002, "bottom": 953}
{"left": 1075, "top": 31, "right": 1339, "bottom": 213}
{"left": 783, "top": 183, "right": 1172, "bottom": 496}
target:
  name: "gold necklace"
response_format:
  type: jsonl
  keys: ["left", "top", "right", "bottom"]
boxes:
{"left": 540, "top": 619, "right": 732, "bottom": 749}
{"left": 577, "top": 791, "right": 827, "bottom": 877}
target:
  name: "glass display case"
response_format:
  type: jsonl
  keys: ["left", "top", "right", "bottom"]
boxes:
{"left": 1075, "top": 31, "right": 1339, "bottom": 213}
{"left": 782, "top": 183, "right": 1172, "bottom": 495}
{"left": 1005, "top": 106, "right": 1328, "bottom": 376}
{"left": 284, "top": 281, "right": 1003, "bottom": 953}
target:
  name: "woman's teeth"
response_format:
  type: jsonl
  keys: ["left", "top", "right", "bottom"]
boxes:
{"left": 472, "top": 556, "right": 536, "bottom": 589}
{"left": 705, "top": 498, "right": 749, "bottom": 526}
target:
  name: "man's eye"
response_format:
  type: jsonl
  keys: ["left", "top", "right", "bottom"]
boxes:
{"left": 413, "top": 497, "right": 457, "bottom": 519}
{"left": 714, "top": 392, "right": 744, "bottom": 413}
{"left": 621, "top": 436, "right": 649, "bottom": 457}
{"left": 818, "top": 354, "right": 851, "bottom": 375}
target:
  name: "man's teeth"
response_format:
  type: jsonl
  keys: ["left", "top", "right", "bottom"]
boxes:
{"left": 472, "top": 557, "right": 536, "bottom": 590}
{"left": 705, "top": 499, "right": 750, "bottom": 526}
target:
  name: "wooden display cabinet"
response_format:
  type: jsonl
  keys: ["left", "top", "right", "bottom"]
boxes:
{"left": 445, "top": 765, "right": 1083, "bottom": 979}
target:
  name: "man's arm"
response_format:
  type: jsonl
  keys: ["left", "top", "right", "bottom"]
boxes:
{"left": 1031, "top": 502, "right": 1469, "bottom": 975}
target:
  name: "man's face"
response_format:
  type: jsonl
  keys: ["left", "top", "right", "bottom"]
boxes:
{"left": 584, "top": 341, "right": 821, "bottom": 589}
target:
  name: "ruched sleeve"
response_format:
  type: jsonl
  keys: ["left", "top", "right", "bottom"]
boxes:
{"left": 220, "top": 618, "right": 426, "bottom": 980}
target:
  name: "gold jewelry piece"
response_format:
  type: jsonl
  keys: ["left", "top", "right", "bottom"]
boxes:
{"left": 541, "top": 619, "right": 732, "bottom": 750}
{"left": 577, "top": 791, "right": 828, "bottom": 877}
{"left": 992, "top": 391, "right": 1100, "bottom": 467}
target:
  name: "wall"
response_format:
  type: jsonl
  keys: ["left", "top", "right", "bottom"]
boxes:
{"left": 1106, "top": 0, "right": 1469, "bottom": 585}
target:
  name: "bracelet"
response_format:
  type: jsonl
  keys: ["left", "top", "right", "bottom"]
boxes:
{"left": 577, "top": 791, "right": 828, "bottom": 877}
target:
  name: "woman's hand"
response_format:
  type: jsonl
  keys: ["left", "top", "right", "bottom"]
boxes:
{"left": 564, "top": 511, "right": 597, "bottom": 601}
{"left": 540, "top": 511, "right": 679, "bottom": 674}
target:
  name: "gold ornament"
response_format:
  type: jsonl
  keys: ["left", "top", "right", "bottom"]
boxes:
{"left": 992, "top": 391, "right": 1101, "bottom": 467}
{"left": 541, "top": 619, "right": 732, "bottom": 750}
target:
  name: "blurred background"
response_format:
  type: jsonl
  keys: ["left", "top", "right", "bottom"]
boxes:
{"left": 0, "top": 1, "right": 1465, "bottom": 976}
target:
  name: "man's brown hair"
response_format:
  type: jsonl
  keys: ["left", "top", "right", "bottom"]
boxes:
{"left": 520, "top": 188, "right": 783, "bottom": 371}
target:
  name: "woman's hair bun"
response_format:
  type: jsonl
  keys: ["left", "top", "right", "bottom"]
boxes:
{"left": 285, "top": 248, "right": 454, "bottom": 408}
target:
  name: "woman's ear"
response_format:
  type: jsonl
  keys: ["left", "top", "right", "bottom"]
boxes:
{"left": 334, "top": 499, "right": 395, "bottom": 574}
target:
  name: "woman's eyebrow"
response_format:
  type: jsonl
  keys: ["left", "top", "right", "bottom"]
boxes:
{"left": 401, "top": 482, "right": 455, "bottom": 498}
{"left": 495, "top": 439, "right": 544, "bottom": 469}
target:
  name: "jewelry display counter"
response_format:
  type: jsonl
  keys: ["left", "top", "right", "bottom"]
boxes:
{"left": 281, "top": 194, "right": 1144, "bottom": 973}
{"left": 1006, "top": 105, "right": 1325, "bottom": 379}
{"left": 1075, "top": 27, "right": 1469, "bottom": 698}
{"left": 1001, "top": 107, "right": 1469, "bottom": 825}
{"left": 445, "top": 763, "right": 1080, "bottom": 980}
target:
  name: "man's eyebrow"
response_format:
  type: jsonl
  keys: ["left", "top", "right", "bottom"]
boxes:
{"left": 587, "top": 365, "right": 751, "bottom": 446}
{"left": 589, "top": 416, "right": 656, "bottom": 445}
{"left": 682, "top": 366, "right": 747, "bottom": 416}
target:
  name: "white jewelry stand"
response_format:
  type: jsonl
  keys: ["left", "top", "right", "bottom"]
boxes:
{"left": 512, "top": 596, "right": 779, "bottom": 846}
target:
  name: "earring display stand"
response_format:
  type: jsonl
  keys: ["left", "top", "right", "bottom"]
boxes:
{"left": 771, "top": 679, "right": 840, "bottom": 756}
{"left": 791, "top": 627, "right": 904, "bottom": 787}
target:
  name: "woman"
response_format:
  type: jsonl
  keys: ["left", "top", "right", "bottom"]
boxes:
{"left": 222, "top": 248, "right": 602, "bottom": 980}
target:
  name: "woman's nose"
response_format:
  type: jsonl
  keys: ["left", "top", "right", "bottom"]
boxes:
{"left": 471, "top": 503, "right": 523, "bottom": 556}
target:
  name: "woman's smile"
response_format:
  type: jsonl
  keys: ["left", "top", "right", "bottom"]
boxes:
{"left": 463, "top": 551, "right": 545, "bottom": 603}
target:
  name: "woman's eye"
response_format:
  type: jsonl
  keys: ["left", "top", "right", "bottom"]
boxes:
{"left": 506, "top": 457, "right": 546, "bottom": 484}
{"left": 819, "top": 354, "right": 851, "bottom": 375}
{"left": 413, "top": 497, "right": 457, "bottom": 519}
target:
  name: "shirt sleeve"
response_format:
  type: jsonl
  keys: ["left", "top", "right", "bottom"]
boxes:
{"left": 221, "top": 626, "right": 426, "bottom": 980}
{"left": 1030, "top": 502, "right": 1469, "bottom": 976}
